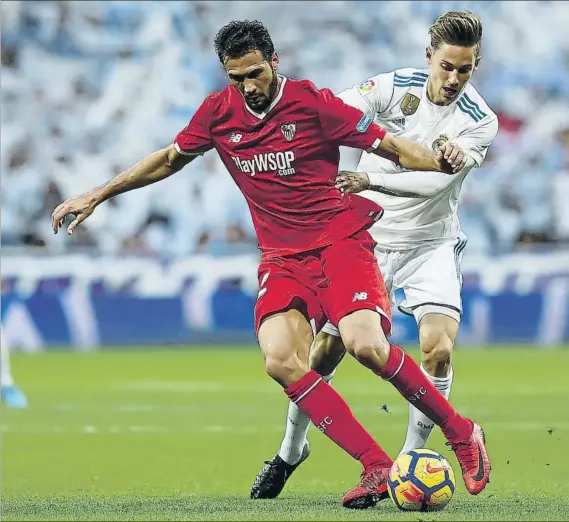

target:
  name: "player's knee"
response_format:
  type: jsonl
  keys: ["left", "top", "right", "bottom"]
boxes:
{"left": 343, "top": 332, "right": 390, "bottom": 370}
{"left": 420, "top": 328, "right": 454, "bottom": 372}
{"left": 264, "top": 347, "right": 306, "bottom": 387}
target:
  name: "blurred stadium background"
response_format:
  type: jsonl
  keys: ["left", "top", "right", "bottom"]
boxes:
{"left": 1, "top": 0, "right": 568, "bottom": 350}
{"left": 2, "top": 2, "right": 569, "bottom": 520}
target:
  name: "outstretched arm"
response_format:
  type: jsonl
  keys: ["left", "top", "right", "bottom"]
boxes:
{"left": 336, "top": 143, "right": 472, "bottom": 198}
{"left": 52, "top": 144, "right": 195, "bottom": 235}
{"left": 374, "top": 134, "right": 463, "bottom": 174}
{"left": 52, "top": 92, "right": 218, "bottom": 236}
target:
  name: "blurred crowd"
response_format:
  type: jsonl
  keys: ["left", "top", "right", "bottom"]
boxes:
{"left": 2, "top": 0, "right": 569, "bottom": 257}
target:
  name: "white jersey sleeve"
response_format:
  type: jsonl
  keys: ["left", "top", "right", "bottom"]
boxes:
{"left": 337, "top": 72, "right": 395, "bottom": 118}
{"left": 367, "top": 159, "right": 475, "bottom": 198}
{"left": 451, "top": 115, "right": 499, "bottom": 167}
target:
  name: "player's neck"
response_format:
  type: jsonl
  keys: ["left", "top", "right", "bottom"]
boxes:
{"left": 426, "top": 81, "right": 444, "bottom": 106}
{"left": 269, "top": 75, "right": 283, "bottom": 105}
{"left": 426, "top": 80, "right": 451, "bottom": 107}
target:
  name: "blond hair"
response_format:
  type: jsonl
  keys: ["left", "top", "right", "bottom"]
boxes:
{"left": 429, "top": 11, "right": 483, "bottom": 57}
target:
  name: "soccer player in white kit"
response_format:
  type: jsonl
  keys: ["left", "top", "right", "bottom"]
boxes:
{"left": 251, "top": 10, "right": 499, "bottom": 503}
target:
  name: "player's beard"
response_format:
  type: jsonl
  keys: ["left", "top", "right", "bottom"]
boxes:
{"left": 266, "top": 68, "right": 279, "bottom": 105}
{"left": 246, "top": 68, "right": 279, "bottom": 112}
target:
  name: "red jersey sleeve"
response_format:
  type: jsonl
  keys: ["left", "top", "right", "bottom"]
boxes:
{"left": 316, "top": 88, "right": 387, "bottom": 152}
{"left": 173, "top": 94, "right": 217, "bottom": 156}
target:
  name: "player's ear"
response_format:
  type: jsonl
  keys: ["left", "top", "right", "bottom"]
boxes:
{"left": 271, "top": 52, "right": 279, "bottom": 71}
{"left": 474, "top": 55, "right": 481, "bottom": 70}
{"left": 426, "top": 46, "right": 432, "bottom": 66}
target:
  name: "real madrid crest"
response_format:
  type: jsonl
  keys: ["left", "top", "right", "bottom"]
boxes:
{"left": 400, "top": 93, "right": 420, "bottom": 116}
{"left": 281, "top": 122, "right": 296, "bottom": 142}
{"left": 432, "top": 134, "right": 449, "bottom": 152}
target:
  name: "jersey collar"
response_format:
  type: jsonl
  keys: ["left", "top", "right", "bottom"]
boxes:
{"left": 244, "top": 75, "right": 287, "bottom": 120}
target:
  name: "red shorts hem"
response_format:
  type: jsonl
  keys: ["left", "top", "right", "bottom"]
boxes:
{"left": 331, "top": 303, "right": 393, "bottom": 337}
{"left": 254, "top": 297, "right": 325, "bottom": 336}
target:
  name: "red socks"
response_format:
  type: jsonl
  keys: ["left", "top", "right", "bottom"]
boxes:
{"left": 285, "top": 370, "right": 392, "bottom": 470}
{"left": 377, "top": 343, "right": 472, "bottom": 442}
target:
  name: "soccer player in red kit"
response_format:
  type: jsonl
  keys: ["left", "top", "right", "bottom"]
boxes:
{"left": 51, "top": 21, "right": 490, "bottom": 508}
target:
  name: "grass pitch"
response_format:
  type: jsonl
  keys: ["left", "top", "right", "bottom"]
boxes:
{"left": 2, "top": 346, "right": 569, "bottom": 520}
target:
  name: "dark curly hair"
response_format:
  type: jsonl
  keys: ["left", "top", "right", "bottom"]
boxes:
{"left": 213, "top": 20, "right": 275, "bottom": 64}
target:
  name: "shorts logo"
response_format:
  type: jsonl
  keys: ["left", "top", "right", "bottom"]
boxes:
{"left": 280, "top": 122, "right": 296, "bottom": 142}
{"left": 352, "top": 291, "right": 368, "bottom": 302}
{"left": 432, "top": 134, "right": 449, "bottom": 152}
{"left": 356, "top": 115, "right": 373, "bottom": 133}
{"left": 358, "top": 79, "right": 376, "bottom": 93}
{"left": 400, "top": 93, "right": 420, "bottom": 116}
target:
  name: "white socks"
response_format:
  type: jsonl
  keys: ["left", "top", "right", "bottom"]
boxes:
{"left": 398, "top": 363, "right": 454, "bottom": 457}
{"left": 277, "top": 364, "right": 453, "bottom": 464}
{"left": 278, "top": 370, "right": 336, "bottom": 465}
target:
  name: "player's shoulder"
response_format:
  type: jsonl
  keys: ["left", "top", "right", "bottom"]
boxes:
{"left": 287, "top": 77, "right": 327, "bottom": 98}
{"left": 284, "top": 77, "right": 336, "bottom": 109}
{"left": 202, "top": 85, "right": 244, "bottom": 114}
{"left": 392, "top": 67, "right": 429, "bottom": 90}
{"left": 456, "top": 83, "right": 498, "bottom": 126}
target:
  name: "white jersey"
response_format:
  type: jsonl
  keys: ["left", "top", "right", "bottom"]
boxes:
{"left": 338, "top": 67, "right": 499, "bottom": 250}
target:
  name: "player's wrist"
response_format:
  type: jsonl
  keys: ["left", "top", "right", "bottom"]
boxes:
{"left": 367, "top": 171, "right": 385, "bottom": 190}
{"left": 88, "top": 187, "right": 106, "bottom": 206}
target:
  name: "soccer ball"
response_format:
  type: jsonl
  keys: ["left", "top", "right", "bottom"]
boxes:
{"left": 387, "top": 449, "right": 455, "bottom": 512}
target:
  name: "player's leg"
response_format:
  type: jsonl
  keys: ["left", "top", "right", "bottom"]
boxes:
{"left": 261, "top": 248, "right": 397, "bottom": 494}
{"left": 399, "top": 313, "right": 458, "bottom": 455}
{"left": 278, "top": 328, "right": 346, "bottom": 462}
{"left": 0, "top": 327, "right": 28, "bottom": 408}
{"left": 252, "top": 257, "right": 392, "bottom": 504}
{"left": 252, "top": 324, "right": 348, "bottom": 500}
{"left": 395, "top": 239, "right": 464, "bottom": 455}
{"left": 323, "top": 231, "right": 490, "bottom": 497}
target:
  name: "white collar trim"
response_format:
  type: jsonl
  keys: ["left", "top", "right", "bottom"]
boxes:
{"left": 244, "top": 75, "right": 287, "bottom": 120}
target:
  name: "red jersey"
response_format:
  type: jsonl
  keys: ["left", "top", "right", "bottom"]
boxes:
{"left": 174, "top": 76, "right": 387, "bottom": 259}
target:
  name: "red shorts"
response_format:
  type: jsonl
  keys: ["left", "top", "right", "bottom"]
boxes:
{"left": 254, "top": 229, "right": 392, "bottom": 335}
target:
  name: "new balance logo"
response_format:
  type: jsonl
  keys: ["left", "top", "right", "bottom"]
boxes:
{"left": 352, "top": 292, "right": 368, "bottom": 302}
{"left": 229, "top": 133, "right": 243, "bottom": 143}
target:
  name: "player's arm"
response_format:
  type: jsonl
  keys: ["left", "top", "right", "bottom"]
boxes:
{"left": 374, "top": 134, "right": 459, "bottom": 173}
{"left": 337, "top": 115, "right": 499, "bottom": 197}
{"left": 317, "top": 88, "right": 455, "bottom": 174}
{"left": 51, "top": 146, "right": 195, "bottom": 235}
{"left": 52, "top": 95, "right": 216, "bottom": 236}
{"left": 336, "top": 151, "right": 475, "bottom": 198}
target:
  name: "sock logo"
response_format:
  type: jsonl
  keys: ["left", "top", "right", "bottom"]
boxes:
{"left": 417, "top": 421, "right": 434, "bottom": 430}
{"left": 317, "top": 416, "right": 333, "bottom": 433}
{"left": 408, "top": 386, "right": 427, "bottom": 403}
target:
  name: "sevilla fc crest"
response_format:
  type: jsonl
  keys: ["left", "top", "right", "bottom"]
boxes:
{"left": 281, "top": 122, "right": 296, "bottom": 142}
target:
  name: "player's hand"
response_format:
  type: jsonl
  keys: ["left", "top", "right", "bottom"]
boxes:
{"left": 51, "top": 193, "right": 99, "bottom": 235}
{"left": 335, "top": 171, "right": 370, "bottom": 194}
{"left": 436, "top": 142, "right": 467, "bottom": 173}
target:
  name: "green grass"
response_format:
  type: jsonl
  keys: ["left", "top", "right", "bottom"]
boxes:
{"left": 2, "top": 346, "right": 569, "bottom": 521}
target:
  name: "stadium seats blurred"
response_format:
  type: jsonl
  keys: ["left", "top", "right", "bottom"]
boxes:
{"left": 2, "top": 0, "right": 568, "bottom": 256}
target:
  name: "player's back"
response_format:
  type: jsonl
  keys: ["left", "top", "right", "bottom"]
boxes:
{"left": 175, "top": 77, "right": 387, "bottom": 259}
{"left": 340, "top": 67, "right": 498, "bottom": 250}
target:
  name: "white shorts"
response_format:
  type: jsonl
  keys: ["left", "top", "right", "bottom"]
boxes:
{"left": 321, "top": 236, "right": 467, "bottom": 337}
